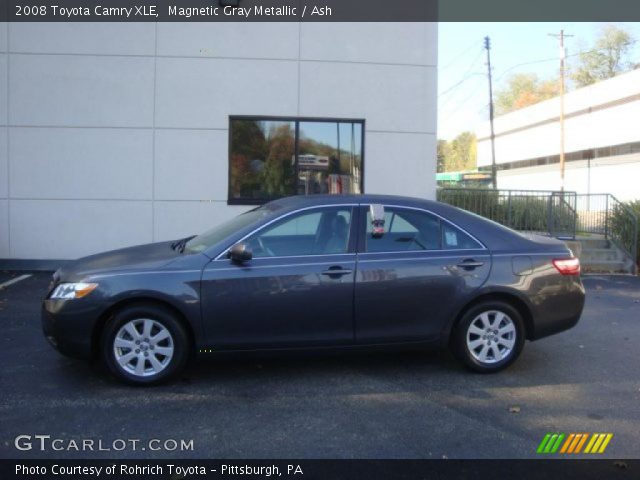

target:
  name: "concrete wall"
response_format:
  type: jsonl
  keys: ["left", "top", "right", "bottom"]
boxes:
{"left": 0, "top": 22, "right": 437, "bottom": 260}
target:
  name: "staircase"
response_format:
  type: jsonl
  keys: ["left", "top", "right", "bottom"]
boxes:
{"left": 573, "top": 235, "right": 636, "bottom": 274}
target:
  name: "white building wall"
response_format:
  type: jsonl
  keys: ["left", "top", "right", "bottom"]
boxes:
{"left": 1, "top": 22, "right": 437, "bottom": 261}
{"left": 477, "top": 69, "right": 640, "bottom": 166}
{"left": 496, "top": 155, "right": 640, "bottom": 202}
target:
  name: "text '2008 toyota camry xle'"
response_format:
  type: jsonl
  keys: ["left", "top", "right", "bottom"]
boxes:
{"left": 42, "top": 194, "right": 585, "bottom": 385}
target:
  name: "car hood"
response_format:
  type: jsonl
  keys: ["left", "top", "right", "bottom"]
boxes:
{"left": 56, "top": 241, "right": 182, "bottom": 281}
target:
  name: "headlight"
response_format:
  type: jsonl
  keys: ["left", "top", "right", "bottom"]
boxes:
{"left": 50, "top": 282, "right": 98, "bottom": 299}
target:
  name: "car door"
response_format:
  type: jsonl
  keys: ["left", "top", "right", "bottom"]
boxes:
{"left": 354, "top": 204, "right": 491, "bottom": 343}
{"left": 200, "top": 205, "right": 358, "bottom": 349}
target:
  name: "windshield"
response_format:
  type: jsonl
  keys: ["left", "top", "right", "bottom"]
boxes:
{"left": 184, "top": 206, "right": 272, "bottom": 254}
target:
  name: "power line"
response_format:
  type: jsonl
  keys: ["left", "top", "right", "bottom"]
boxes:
{"left": 440, "top": 40, "right": 482, "bottom": 70}
{"left": 440, "top": 46, "right": 611, "bottom": 101}
{"left": 493, "top": 57, "right": 558, "bottom": 83}
{"left": 438, "top": 73, "right": 483, "bottom": 108}
{"left": 492, "top": 46, "right": 634, "bottom": 85}
{"left": 438, "top": 79, "right": 486, "bottom": 131}
{"left": 438, "top": 49, "right": 485, "bottom": 97}
{"left": 438, "top": 72, "right": 484, "bottom": 99}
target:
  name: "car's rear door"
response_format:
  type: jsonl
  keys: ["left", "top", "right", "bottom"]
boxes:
{"left": 200, "top": 205, "right": 358, "bottom": 349}
{"left": 354, "top": 204, "right": 491, "bottom": 343}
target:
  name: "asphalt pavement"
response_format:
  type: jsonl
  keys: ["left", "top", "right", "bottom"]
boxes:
{"left": 0, "top": 272, "right": 638, "bottom": 459}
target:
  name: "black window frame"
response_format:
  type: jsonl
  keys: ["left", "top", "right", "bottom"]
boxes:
{"left": 228, "top": 115, "right": 366, "bottom": 206}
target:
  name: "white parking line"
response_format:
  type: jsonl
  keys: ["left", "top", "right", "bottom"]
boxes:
{"left": 0, "top": 274, "right": 32, "bottom": 290}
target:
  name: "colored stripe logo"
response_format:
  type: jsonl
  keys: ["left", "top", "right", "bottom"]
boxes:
{"left": 537, "top": 433, "right": 613, "bottom": 454}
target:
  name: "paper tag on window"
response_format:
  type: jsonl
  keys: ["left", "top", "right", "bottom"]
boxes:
{"left": 445, "top": 231, "right": 458, "bottom": 247}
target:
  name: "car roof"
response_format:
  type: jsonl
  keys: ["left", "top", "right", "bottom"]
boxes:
{"left": 269, "top": 194, "right": 437, "bottom": 209}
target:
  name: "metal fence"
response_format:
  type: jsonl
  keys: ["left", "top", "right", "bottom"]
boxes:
{"left": 437, "top": 188, "right": 577, "bottom": 239}
{"left": 438, "top": 188, "right": 638, "bottom": 270}
{"left": 575, "top": 194, "right": 638, "bottom": 265}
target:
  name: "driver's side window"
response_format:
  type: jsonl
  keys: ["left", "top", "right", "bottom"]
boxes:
{"left": 247, "top": 207, "right": 352, "bottom": 258}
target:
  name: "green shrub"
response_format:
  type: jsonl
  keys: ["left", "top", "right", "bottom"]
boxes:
{"left": 437, "top": 188, "right": 502, "bottom": 222}
{"left": 609, "top": 200, "right": 640, "bottom": 265}
{"left": 505, "top": 196, "right": 574, "bottom": 235}
{"left": 438, "top": 188, "right": 575, "bottom": 236}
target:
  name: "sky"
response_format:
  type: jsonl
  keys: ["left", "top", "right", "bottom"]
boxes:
{"left": 438, "top": 22, "right": 640, "bottom": 141}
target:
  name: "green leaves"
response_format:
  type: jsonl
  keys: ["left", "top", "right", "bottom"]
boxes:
{"left": 572, "top": 25, "right": 635, "bottom": 88}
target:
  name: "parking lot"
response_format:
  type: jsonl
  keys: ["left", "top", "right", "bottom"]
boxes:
{"left": 0, "top": 271, "right": 639, "bottom": 459}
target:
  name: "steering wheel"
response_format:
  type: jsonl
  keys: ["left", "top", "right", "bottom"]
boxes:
{"left": 257, "top": 236, "right": 275, "bottom": 257}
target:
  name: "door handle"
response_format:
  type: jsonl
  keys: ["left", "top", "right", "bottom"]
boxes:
{"left": 321, "top": 267, "right": 353, "bottom": 276}
{"left": 456, "top": 259, "right": 484, "bottom": 270}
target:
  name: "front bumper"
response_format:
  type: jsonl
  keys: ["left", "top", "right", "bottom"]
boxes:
{"left": 41, "top": 298, "right": 99, "bottom": 360}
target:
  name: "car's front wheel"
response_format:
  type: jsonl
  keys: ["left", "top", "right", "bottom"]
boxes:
{"left": 102, "top": 304, "right": 189, "bottom": 385}
{"left": 452, "top": 300, "right": 525, "bottom": 373}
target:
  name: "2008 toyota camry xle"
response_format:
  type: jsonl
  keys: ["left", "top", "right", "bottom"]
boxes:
{"left": 42, "top": 194, "right": 585, "bottom": 385}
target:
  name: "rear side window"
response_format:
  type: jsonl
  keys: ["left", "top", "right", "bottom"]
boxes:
{"left": 442, "top": 223, "right": 484, "bottom": 250}
{"left": 366, "top": 207, "right": 441, "bottom": 252}
{"left": 365, "top": 206, "right": 483, "bottom": 252}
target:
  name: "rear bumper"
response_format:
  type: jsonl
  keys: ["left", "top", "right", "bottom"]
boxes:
{"left": 41, "top": 299, "right": 98, "bottom": 360}
{"left": 529, "top": 278, "right": 586, "bottom": 340}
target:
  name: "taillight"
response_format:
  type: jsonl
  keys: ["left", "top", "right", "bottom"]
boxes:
{"left": 553, "top": 257, "right": 581, "bottom": 275}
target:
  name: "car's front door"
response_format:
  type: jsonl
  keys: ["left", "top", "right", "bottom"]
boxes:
{"left": 200, "top": 205, "right": 358, "bottom": 349}
{"left": 354, "top": 205, "right": 491, "bottom": 343}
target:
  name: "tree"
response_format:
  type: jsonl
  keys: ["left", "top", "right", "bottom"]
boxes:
{"left": 229, "top": 120, "right": 267, "bottom": 198}
{"left": 436, "top": 139, "right": 451, "bottom": 173}
{"left": 495, "top": 73, "right": 559, "bottom": 115}
{"left": 449, "top": 132, "right": 477, "bottom": 171}
{"left": 262, "top": 124, "right": 295, "bottom": 197}
{"left": 572, "top": 25, "right": 634, "bottom": 87}
{"left": 437, "top": 132, "right": 477, "bottom": 172}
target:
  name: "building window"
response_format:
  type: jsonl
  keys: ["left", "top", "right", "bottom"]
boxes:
{"left": 229, "top": 117, "right": 364, "bottom": 205}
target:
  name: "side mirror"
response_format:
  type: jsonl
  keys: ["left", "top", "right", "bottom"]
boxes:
{"left": 228, "top": 243, "right": 252, "bottom": 263}
{"left": 370, "top": 204, "right": 385, "bottom": 238}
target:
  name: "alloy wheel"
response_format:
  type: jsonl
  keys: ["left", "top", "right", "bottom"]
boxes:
{"left": 465, "top": 310, "right": 516, "bottom": 364}
{"left": 113, "top": 318, "right": 174, "bottom": 377}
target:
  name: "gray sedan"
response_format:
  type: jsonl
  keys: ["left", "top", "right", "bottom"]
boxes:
{"left": 42, "top": 194, "right": 585, "bottom": 385}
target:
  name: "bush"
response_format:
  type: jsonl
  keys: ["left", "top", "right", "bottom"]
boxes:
{"left": 438, "top": 188, "right": 575, "bottom": 236}
{"left": 437, "top": 188, "right": 502, "bottom": 222}
{"left": 609, "top": 200, "right": 640, "bottom": 266}
{"left": 506, "top": 196, "right": 574, "bottom": 235}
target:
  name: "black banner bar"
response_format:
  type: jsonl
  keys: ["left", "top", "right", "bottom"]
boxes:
{"left": 4, "top": 0, "right": 437, "bottom": 22}
{"left": 3, "top": 0, "right": 640, "bottom": 22}
{"left": 1, "top": 459, "right": 638, "bottom": 480}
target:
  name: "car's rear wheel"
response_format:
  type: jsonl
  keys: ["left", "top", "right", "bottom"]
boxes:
{"left": 102, "top": 304, "right": 189, "bottom": 385}
{"left": 452, "top": 300, "right": 525, "bottom": 373}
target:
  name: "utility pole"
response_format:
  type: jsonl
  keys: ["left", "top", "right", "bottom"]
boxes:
{"left": 484, "top": 36, "right": 497, "bottom": 189}
{"left": 549, "top": 30, "right": 573, "bottom": 192}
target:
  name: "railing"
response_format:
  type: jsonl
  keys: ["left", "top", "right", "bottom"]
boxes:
{"left": 575, "top": 194, "right": 638, "bottom": 268}
{"left": 437, "top": 188, "right": 577, "bottom": 239}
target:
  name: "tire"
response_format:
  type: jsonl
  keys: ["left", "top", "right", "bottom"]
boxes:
{"left": 451, "top": 300, "right": 525, "bottom": 373}
{"left": 101, "top": 303, "right": 189, "bottom": 385}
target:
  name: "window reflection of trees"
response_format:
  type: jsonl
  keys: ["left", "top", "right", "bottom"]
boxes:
{"left": 230, "top": 119, "right": 363, "bottom": 203}
{"left": 230, "top": 120, "right": 295, "bottom": 201}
